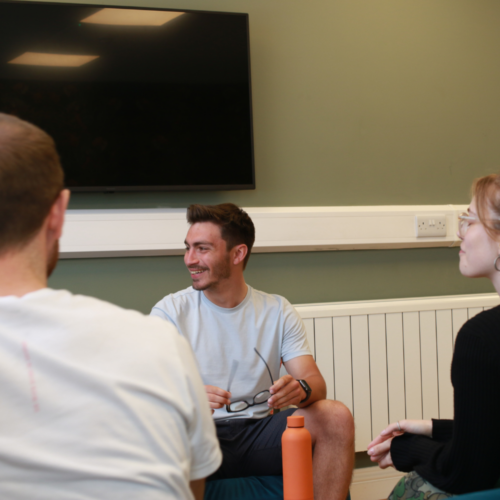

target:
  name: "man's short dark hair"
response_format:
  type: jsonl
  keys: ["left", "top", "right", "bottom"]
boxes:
{"left": 187, "top": 203, "right": 255, "bottom": 269}
{"left": 0, "top": 113, "right": 64, "bottom": 253}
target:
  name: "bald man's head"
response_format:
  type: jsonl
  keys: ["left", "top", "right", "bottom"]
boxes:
{"left": 0, "top": 113, "right": 64, "bottom": 253}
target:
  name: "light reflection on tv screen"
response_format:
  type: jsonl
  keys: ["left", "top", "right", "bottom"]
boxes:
{"left": 0, "top": 2, "right": 254, "bottom": 191}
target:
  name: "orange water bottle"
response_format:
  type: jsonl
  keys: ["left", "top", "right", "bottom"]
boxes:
{"left": 282, "top": 415, "right": 314, "bottom": 500}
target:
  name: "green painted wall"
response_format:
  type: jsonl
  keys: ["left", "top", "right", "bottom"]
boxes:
{"left": 51, "top": 249, "right": 494, "bottom": 314}
{"left": 59, "top": 0, "right": 500, "bottom": 210}
{"left": 45, "top": 0, "right": 500, "bottom": 307}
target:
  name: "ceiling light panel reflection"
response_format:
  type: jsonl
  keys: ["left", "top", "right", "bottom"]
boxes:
{"left": 80, "top": 9, "right": 184, "bottom": 26}
{"left": 8, "top": 53, "right": 99, "bottom": 67}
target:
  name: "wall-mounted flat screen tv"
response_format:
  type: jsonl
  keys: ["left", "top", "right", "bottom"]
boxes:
{"left": 0, "top": 1, "right": 254, "bottom": 192}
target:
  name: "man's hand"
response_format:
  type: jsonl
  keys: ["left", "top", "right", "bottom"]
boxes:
{"left": 267, "top": 375, "right": 304, "bottom": 409}
{"left": 367, "top": 419, "right": 432, "bottom": 469}
{"left": 205, "top": 385, "right": 231, "bottom": 410}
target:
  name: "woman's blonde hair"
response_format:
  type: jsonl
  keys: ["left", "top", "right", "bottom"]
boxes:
{"left": 472, "top": 174, "right": 500, "bottom": 239}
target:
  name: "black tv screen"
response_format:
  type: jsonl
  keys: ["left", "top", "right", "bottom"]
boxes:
{"left": 0, "top": 1, "right": 255, "bottom": 191}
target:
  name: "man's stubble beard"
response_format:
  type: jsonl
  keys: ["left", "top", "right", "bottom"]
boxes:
{"left": 192, "top": 253, "right": 231, "bottom": 292}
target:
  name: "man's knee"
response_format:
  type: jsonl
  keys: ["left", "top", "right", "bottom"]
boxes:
{"left": 298, "top": 399, "right": 354, "bottom": 442}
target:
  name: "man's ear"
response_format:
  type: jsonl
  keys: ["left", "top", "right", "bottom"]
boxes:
{"left": 232, "top": 244, "right": 248, "bottom": 267}
{"left": 46, "top": 189, "right": 70, "bottom": 241}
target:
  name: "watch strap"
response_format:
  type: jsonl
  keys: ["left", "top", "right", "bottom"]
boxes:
{"left": 297, "top": 379, "right": 312, "bottom": 403}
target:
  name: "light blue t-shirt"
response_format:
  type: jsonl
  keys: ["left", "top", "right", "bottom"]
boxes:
{"left": 151, "top": 286, "right": 311, "bottom": 420}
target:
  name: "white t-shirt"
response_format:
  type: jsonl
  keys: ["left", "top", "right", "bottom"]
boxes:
{"left": 151, "top": 286, "right": 311, "bottom": 420}
{"left": 0, "top": 288, "right": 221, "bottom": 500}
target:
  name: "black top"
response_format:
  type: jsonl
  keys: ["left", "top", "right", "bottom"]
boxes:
{"left": 391, "top": 305, "right": 500, "bottom": 494}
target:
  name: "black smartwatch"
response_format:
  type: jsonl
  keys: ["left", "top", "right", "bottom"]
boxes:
{"left": 297, "top": 379, "right": 312, "bottom": 403}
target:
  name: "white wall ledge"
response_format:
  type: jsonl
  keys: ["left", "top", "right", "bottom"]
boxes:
{"left": 60, "top": 205, "right": 467, "bottom": 259}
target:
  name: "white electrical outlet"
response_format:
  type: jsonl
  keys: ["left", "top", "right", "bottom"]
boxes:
{"left": 415, "top": 215, "right": 447, "bottom": 237}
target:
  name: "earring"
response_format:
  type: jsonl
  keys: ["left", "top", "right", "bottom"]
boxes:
{"left": 495, "top": 254, "right": 500, "bottom": 272}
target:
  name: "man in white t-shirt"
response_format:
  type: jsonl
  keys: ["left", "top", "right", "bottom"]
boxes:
{"left": 151, "top": 203, "right": 355, "bottom": 500}
{"left": 0, "top": 113, "right": 222, "bottom": 500}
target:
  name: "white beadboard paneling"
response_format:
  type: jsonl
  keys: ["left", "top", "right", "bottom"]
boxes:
{"left": 60, "top": 205, "right": 468, "bottom": 258}
{"left": 468, "top": 307, "right": 483, "bottom": 319}
{"left": 314, "top": 318, "right": 335, "bottom": 400}
{"left": 386, "top": 313, "right": 406, "bottom": 424}
{"left": 436, "top": 310, "right": 454, "bottom": 419}
{"left": 403, "top": 312, "right": 422, "bottom": 420}
{"left": 452, "top": 308, "right": 468, "bottom": 343}
{"left": 368, "top": 314, "right": 389, "bottom": 439}
{"left": 419, "top": 311, "right": 439, "bottom": 420}
{"left": 333, "top": 316, "right": 353, "bottom": 413}
{"left": 351, "top": 315, "right": 372, "bottom": 451}
{"left": 295, "top": 294, "right": 499, "bottom": 320}
{"left": 292, "top": 293, "right": 499, "bottom": 453}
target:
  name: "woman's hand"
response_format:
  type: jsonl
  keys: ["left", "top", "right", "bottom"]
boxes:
{"left": 367, "top": 420, "right": 432, "bottom": 469}
{"left": 367, "top": 431, "right": 399, "bottom": 468}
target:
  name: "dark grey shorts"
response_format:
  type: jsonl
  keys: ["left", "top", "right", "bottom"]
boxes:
{"left": 208, "top": 408, "right": 296, "bottom": 481}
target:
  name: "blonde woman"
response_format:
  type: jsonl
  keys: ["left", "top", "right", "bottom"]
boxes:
{"left": 367, "top": 174, "right": 500, "bottom": 499}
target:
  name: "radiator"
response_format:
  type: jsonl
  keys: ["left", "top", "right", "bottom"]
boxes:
{"left": 290, "top": 293, "right": 500, "bottom": 452}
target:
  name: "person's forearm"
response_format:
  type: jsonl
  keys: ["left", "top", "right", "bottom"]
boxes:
{"left": 298, "top": 373, "right": 326, "bottom": 407}
{"left": 432, "top": 419, "right": 453, "bottom": 442}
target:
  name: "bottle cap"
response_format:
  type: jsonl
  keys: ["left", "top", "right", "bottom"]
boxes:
{"left": 287, "top": 415, "right": 305, "bottom": 427}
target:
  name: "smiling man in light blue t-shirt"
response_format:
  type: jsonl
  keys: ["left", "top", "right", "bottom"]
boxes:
{"left": 151, "top": 203, "right": 355, "bottom": 500}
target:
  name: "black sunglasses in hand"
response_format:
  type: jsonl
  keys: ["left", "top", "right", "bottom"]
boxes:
{"left": 226, "top": 348, "right": 274, "bottom": 413}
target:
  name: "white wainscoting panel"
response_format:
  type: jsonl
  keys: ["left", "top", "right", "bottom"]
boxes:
{"left": 419, "top": 311, "right": 439, "bottom": 420}
{"left": 314, "top": 318, "right": 335, "bottom": 401}
{"left": 403, "top": 312, "right": 423, "bottom": 421}
{"left": 368, "top": 314, "right": 389, "bottom": 442}
{"left": 333, "top": 316, "right": 353, "bottom": 413}
{"left": 385, "top": 313, "right": 406, "bottom": 425}
{"left": 436, "top": 310, "right": 454, "bottom": 420}
{"left": 294, "top": 293, "right": 500, "bottom": 452}
{"left": 351, "top": 315, "right": 372, "bottom": 452}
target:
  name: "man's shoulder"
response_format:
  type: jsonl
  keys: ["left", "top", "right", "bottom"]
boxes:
{"left": 151, "top": 287, "right": 200, "bottom": 316}
{"left": 29, "top": 288, "right": 179, "bottom": 337}
{"left": 249, "top": 286, "right": 294, "bottom": 311}
{"left": 247, "top": 287, "right": 303, "bottom": 326}
{"left": 2, "top": 289, "right": 188, "bottom": 365}
{"left": 17, "top": 288, "right": 123, "bottom": 314}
